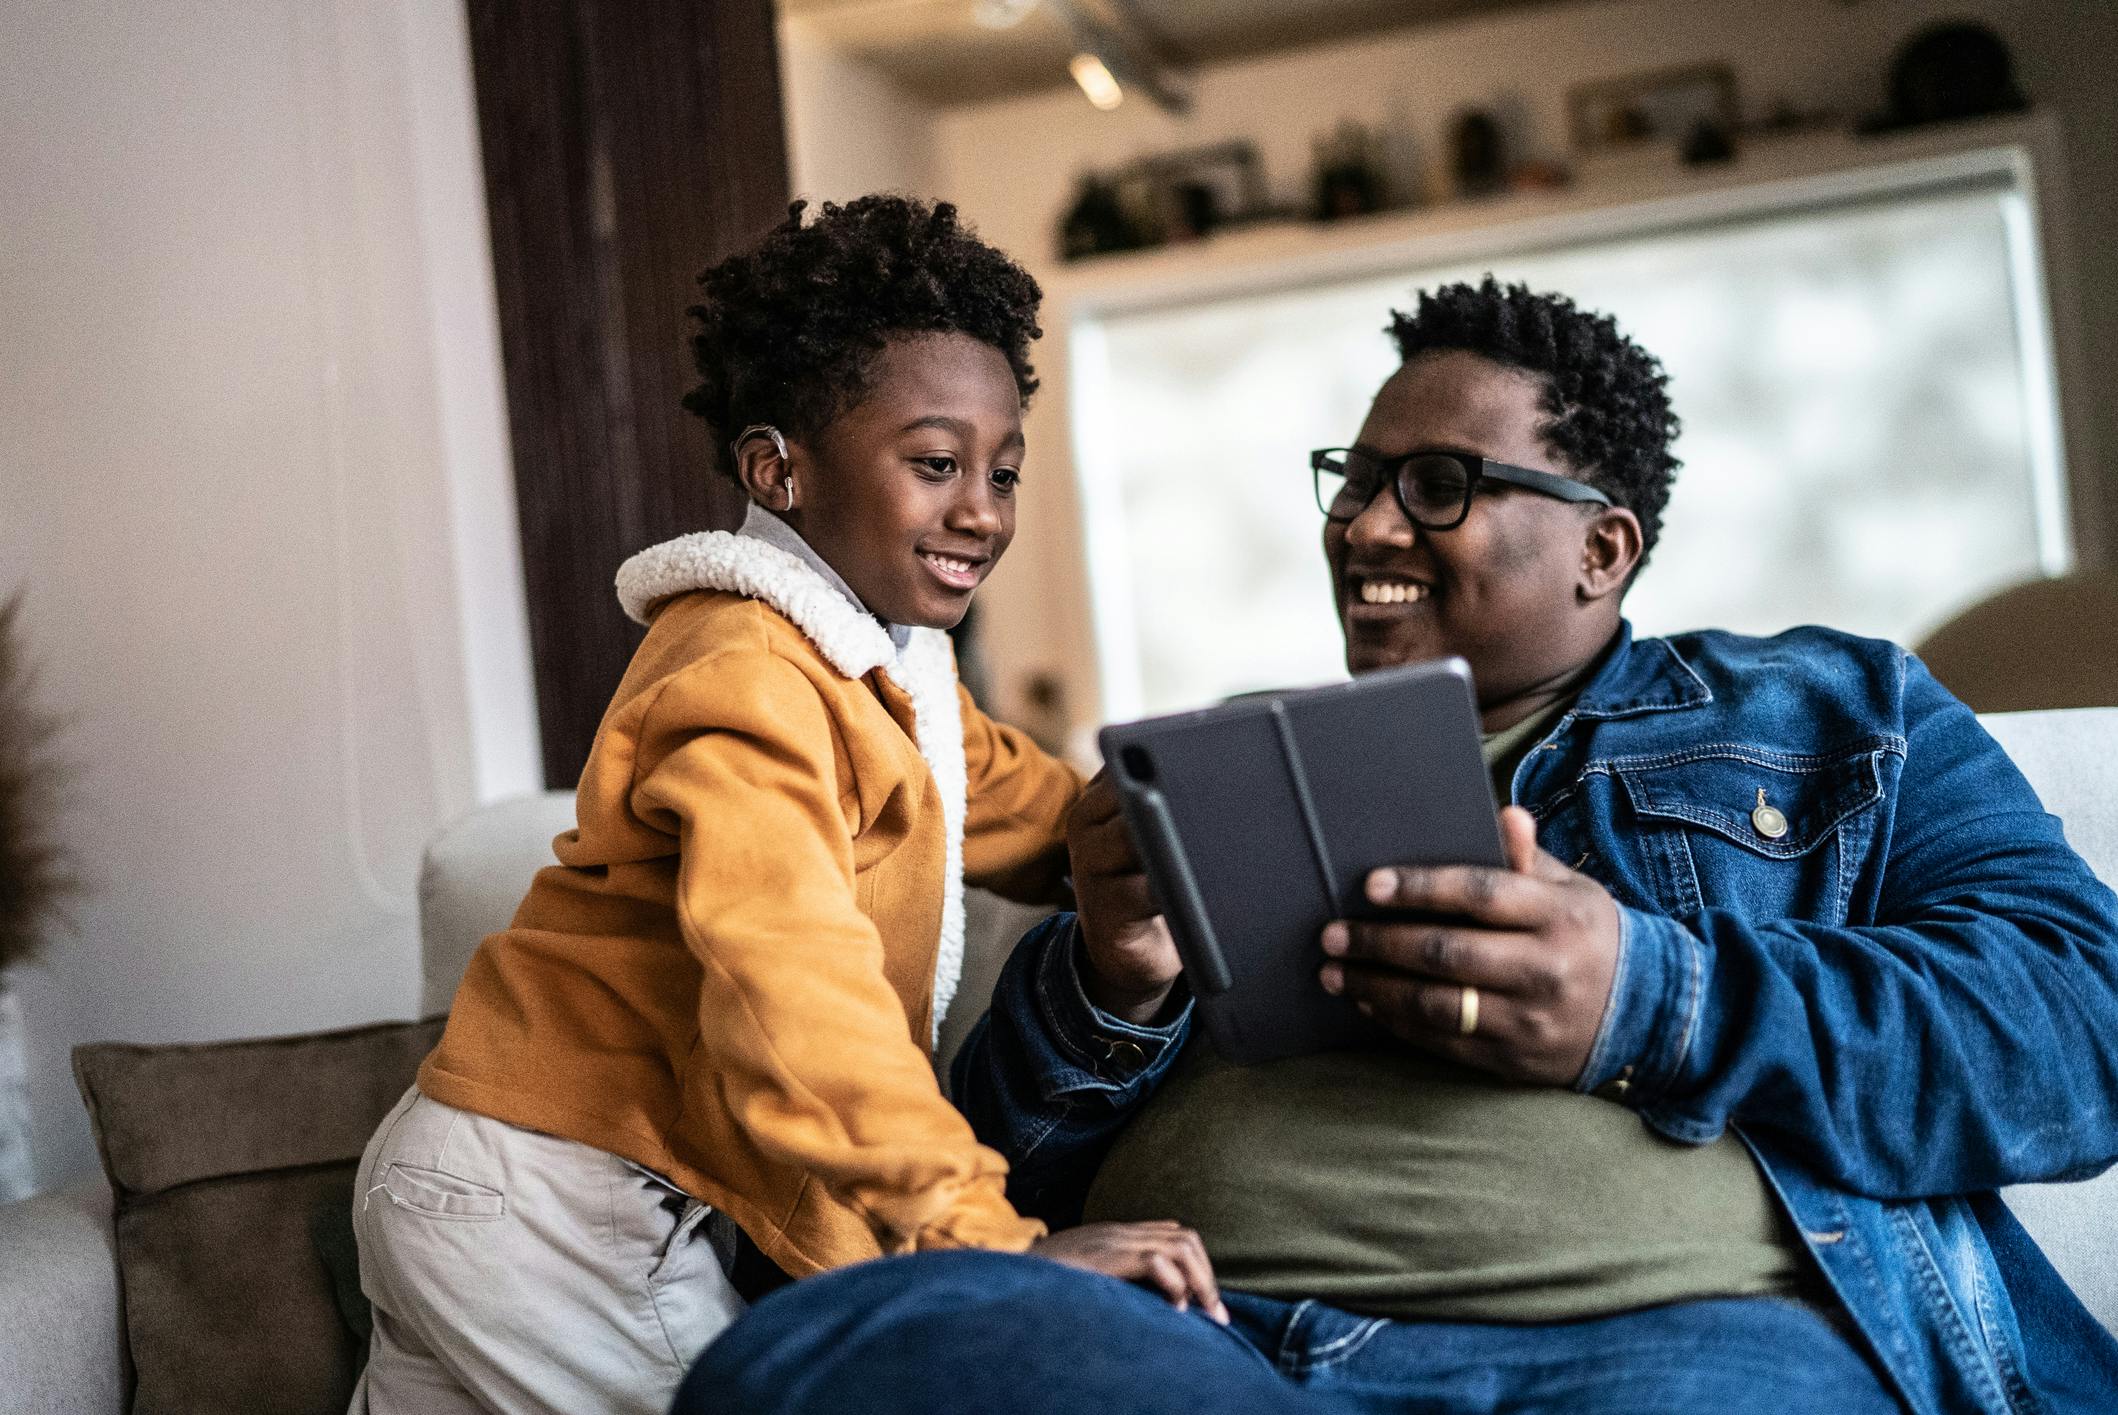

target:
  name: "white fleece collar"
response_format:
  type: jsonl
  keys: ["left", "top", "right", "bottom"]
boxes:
{"left": 736, "top": 504, "right": 913, "bottom": 652}
{"left": 614, "top": 532, "right": 969, "bottom": 1045}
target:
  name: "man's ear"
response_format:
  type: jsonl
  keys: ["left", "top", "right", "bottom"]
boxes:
{"left": 732, "top": 431, "right": 797, "bottom": 514}
{"left": 1579, "top": 507, "right": 1644, "bottom": 603}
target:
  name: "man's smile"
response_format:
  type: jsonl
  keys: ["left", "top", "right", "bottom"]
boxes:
{"left": 1343, "top": 571, "right": 1436, "bottom": 623}
{"left": 1355, "top": 577, "right": 1431, "bottom": 606}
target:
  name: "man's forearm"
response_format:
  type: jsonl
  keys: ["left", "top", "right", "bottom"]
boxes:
{"left": 1587, "top": 855, "right": 2118, "bottom": 1198}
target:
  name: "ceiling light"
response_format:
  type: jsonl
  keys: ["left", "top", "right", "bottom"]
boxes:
{"left": 1069, "top": 52, "right": 1124, "bottom": 110}
{"left": 1052, "top": 0, "right": 1187, "bottom": 114}
{"left": 973, "top": 0, "right": 1041, "bottom": 29}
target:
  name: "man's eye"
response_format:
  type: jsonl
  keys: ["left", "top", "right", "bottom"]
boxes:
{"left": 990, "top": 467, "right": 1021, "bottom": 492}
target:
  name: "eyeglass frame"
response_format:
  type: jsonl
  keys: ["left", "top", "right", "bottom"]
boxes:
{"left": 1310, "top": 446, "right": 1613, "bottom": 530}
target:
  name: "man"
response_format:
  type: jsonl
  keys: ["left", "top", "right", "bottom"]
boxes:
{"left": 683, "top": 279, "right": 2118, "bottom": 1414}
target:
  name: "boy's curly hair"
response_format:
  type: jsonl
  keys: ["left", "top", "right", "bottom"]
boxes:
{"left": 1388, "top": 277, "right": 1680, "bottom": 567}
{"left": 683, "top": 196, "right": 1043, "bottom": 479}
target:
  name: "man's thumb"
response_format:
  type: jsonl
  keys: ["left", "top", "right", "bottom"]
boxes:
{"left": 1499, "top": 805, "right": 1539, "bottom": 873}
{"left": 1501, "top": 805, "right": 1577, "bottom": 882}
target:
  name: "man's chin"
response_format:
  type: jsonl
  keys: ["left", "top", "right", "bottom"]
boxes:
{"left": 1347, "top": 643, "right": 1431, "bottom": 677}
{"left": 1342, "top": 627, "right": 1444, "bottom": 676}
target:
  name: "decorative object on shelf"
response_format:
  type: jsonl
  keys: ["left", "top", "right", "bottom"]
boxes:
{"left": 1506, "top": 159, "right": 1572, "bottom": 193}
{"left": 1681, "top": 118, "right": 1737, "bottom": 165}
{"left": 1567, "top": 62, "right": 1740, "bottom": 164}
{"left": 1058, "top": 140, "right": 1278, "bottom": 261}
{"left": 1147, "top": 139, "right": 1271, "bottom": 241}
{"left": 1313, "top": 120, "right": 1386, "bottom": 220}
{"left": 1059, "top": 175, "right": 1150, "bottom": 261}
{"left": 0, "top": 590, "right": 79, "bottom": 1201}
{"left": 1860, "top": 21, "right": 2026, "bottom": 134}
{"left": 1449, "top": 109, "right": 1507, "bottom": 199}
{"left": 1754, "top": 96, "right": 1840, "bottom": 138}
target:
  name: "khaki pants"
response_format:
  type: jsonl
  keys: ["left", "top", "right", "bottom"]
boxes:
{"left": 349, "top": 1087, "right": 747, "bottom": 1415}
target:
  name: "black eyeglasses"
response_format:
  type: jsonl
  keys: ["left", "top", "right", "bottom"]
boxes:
{"left": 1311, "top": 447, "right": 1612, "bottom": 530}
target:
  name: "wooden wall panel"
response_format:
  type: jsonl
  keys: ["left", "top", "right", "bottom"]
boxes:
{"left": 465, "top": 0, "right": 789, "bottom": 787}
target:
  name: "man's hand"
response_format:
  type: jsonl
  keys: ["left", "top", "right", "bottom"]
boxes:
{"left": 1067, "top": 771, "right": 1182, "bottom": 1025}
{"left": 1317, "top": 806, "right": 1621, "bottom": 1086}
{"left": 1030, "top": 1221, "right": 1229, "bottom": 1324}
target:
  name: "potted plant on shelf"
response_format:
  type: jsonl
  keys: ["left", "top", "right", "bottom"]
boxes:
{"left": 0, "top": 591, "right": 76, "bottom": 1201}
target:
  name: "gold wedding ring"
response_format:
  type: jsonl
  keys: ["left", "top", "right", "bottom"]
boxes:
{"left": 1457, "top": 984, "right": 1480, "bottom": 1037}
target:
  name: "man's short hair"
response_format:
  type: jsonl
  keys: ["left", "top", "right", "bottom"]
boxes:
{"left": 1388, "top": 277, "right": 1680, "bottom": 568}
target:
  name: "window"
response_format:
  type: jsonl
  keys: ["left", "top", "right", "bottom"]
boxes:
{"left": 1073, "top": 174, "right": 2067, "bottom": 718}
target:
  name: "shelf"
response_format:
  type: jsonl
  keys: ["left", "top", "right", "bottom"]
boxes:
{"left": 1047, "top": 113, "right": 2059, "bottom": 316}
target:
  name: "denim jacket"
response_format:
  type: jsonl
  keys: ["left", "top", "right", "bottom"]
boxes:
{"left": 953, "top": 624, "right": 2118, "bottom": 1415}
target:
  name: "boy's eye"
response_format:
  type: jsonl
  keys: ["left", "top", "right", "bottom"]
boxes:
{"left": 916, "top": 455, "right": 958, "bottom": 478}
{"left": 990, "top": 467, "right": 1021, "bottom": 493}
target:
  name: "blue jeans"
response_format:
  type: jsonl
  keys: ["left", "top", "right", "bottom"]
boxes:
{"left": 676, "top": 1251, "right": 1903, "bottom": 1415}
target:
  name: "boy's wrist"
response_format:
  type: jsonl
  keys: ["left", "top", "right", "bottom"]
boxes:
{"left": 1073, "top": 932, "right": 1180, "bottom": 1026}
{"left": 1080, "top": 967, "right": 1176, "bottom": 1026}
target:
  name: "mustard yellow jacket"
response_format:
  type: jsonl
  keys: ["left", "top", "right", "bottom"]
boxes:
{"left": 420, "top": 531, "right": 1082, "bottom": 1276}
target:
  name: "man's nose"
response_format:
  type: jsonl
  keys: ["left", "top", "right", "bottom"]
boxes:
{"left": 1343, "top": 482, "right": 1414, "bottom": 547}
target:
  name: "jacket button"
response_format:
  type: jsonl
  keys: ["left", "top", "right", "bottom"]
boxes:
{"left": 1105, "top": 1039, "right": 1147, "bottom": 1072}
{"left": 1593, "top": 1064, "right": 1635, "bottom": 1101}
{"left": 1751, "top": 788, "right": 1789, "bottom": 840}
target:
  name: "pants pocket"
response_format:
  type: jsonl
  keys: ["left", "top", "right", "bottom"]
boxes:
{"left": 614, "top": 1168, "right": 748, "bottom": 1374}
{"left": 376, "top": 1162, "right": 508, "bottom": 1220}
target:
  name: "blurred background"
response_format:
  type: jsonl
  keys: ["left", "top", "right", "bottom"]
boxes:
{"left": 2, "top": 0, "right": 2114, "bottom": 1195}
{"left": 776, "top": 0, "right": 2102, "bottom": 734}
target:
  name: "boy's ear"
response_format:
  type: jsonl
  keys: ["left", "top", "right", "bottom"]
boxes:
{"left": 1578, "top": 506, "right": 1643, "bottom": 603}
{"left": 733, "top": 429, "right": 796, "bottom": 511}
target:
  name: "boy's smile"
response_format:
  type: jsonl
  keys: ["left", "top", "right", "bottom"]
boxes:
{"left": 918, "top": 548, "right": 988, "bottom": 592}
{"left": 776, "top": 332, "right": 1024, "bottom": 631}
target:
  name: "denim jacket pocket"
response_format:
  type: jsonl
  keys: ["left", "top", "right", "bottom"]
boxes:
{"left": 1615, "top": 746, "right": 1886, "bottom": 923}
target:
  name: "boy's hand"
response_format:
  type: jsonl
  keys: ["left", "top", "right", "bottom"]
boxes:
{"left": 1030, "top": 1221, "right": 1229, "bottom": 1324}
{"left": 1067, "top": 771, "right": 1182, "bottom": 1023}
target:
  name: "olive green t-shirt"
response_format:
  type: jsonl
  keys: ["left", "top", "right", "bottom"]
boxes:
{"left": 1081, "top": 695, "right": 1813, "bottom": 1322}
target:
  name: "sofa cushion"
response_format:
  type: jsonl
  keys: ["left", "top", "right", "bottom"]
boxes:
{"left": 1983, "top": 708, "right": 2118, "bottom": 1335}
{"left": 418, "top": 791, "right": 576, "bottom": 1016}
{"left": 0, "top": 1176, "right": 126, "bottom": 1415}
{"left": 72, "top": 1016, "right": 444, "bottom": 1415}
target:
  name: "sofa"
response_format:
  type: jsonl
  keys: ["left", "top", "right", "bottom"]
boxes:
{"left": 3, "top": 708, "right": 2115, "bottom": 1414}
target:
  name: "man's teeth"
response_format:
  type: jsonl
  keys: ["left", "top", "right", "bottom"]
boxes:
{"left": 923, "top": 553, "right": 976, "bottom": 575}
{"left": 1359, "top": 580, "right": 1429, "bottom": 605}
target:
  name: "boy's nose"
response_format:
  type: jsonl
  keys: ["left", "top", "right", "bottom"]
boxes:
{"left": 948, "top": 482, "right": 1005, "bottom": 536}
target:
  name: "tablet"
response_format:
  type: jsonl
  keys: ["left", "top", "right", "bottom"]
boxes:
{"left": 1097, "top": 658, "right": 1504, "bottom": 1065}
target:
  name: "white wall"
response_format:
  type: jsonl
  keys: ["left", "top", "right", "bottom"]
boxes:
{"left": 780, "top": 13, "right": 941, "bottom": 205}
{"left": 0, "top": 0, "right": 538, "bottom": 1189}
{"left": 881, "top": 0, "right": 2118, "bottom": 746}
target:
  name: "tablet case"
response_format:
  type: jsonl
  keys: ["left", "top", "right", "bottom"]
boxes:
{"left": 1097, "top": 658, "right": 1504, "bottom": 1065}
